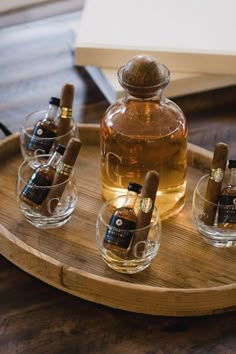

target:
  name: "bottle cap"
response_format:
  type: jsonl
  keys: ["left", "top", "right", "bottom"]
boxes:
{"left": 49, "top": 97, "right": 60, "bottom": 107}
{"left": 128, "top": 182, "right": 142, "bottom": 194}
{"left": 228, "top": 160, "right": 236, "bottom": 168}
{"left": 55, "top": 144, "right": 66, "bottom": 155}
{"left": 118, "top": 54, "right": 170, "bottom": 98}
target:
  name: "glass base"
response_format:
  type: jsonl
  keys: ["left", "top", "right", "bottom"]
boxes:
{"left": 20, "top": 207, "right": 73, "bottom": 229}
{"left": 100, "top": 247, "right": 159, "bottom": 274}
{"left": 103, "top": 258, "right": 152, "bottom": 274}
{"left": 201, "top": 236, "right": 236, "bottom": 248}
{"left": 196, "top": 223, "right": 236, "bottom": 248}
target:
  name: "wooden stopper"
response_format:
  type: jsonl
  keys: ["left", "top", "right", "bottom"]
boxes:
{"left": 118, "top": 55, "right": 169, "bottom": 98}
{"left": 129, "top": 170, "right": 160, "bottom": 257}
{"left": 202, "top": 142, "right": 229, "bottom": 225}
{"left": 40, "top": 138, "right": 82, "bottom": 215}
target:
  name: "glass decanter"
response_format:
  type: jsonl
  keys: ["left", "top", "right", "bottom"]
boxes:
{"left": 100, "top": 54, "right": 188, "bottom": 220}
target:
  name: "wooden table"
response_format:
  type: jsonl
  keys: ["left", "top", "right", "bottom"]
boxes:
{"left": 1, "top": 6, "right": 236, "bottom": 354}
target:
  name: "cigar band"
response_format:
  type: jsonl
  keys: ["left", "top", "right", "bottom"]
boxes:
{"left": 61, "top": 107, "right": 72, "bottom": 119}
{"left": 56, "top": 161, "right": 73, "bottom": 176}
{"left": 139, "top": 198, "right": 153, "bottom": 213}
{"left": 209, "top": 168, "right": 224, "bottom": 182}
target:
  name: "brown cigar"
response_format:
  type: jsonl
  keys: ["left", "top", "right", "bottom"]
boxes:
{"left": 129, "top": 170, "right": 160, "bottom": 257}
{"left": 41, "top": 137, "right": 82, "bottom": 215}
{"left": 61, "top": 83, "right": 74, "bottom": 109}
{"left": 202, "top": 142, "right": 229, "bottom": 225}
{"left": 57, "top": 83, "right": 75, "bottom": 142}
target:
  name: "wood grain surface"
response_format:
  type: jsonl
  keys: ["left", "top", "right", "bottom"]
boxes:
{"left": 1, "top": 6, "right": 236, "bottom": 354}
{"left": 2, "top": 124, "right": 236, "bottom": 318}
{"left": 1, "top": 253, "right": 236, "bottom": 354}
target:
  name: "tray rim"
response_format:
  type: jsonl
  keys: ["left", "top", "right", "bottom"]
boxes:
{"left": 2, "top": 221, "right": 236, "bottom": 293}
{"left": 2, "top": 124, "right": 236, "bottom": 316}
{"left": 2, "top": 222, "right": 236, "bottom": 317}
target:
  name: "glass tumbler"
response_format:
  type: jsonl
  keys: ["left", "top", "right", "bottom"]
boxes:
{"left": 192, "top": 174, "right": 236, "bottom": 247}
{"left": 96, "top": 195, "right": 161, "bottom": 274}
{"left": 20, "top": 110, "right": 78, "bottom": 166}
{"left": 16, "top": 155, "right": 78, "bottom": 229}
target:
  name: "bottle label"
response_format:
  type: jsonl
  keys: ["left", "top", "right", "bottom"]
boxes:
{"left": 27, "top": 124, "right": 56, "bottom": 154}
{"left": 21, "top": 172, "right": 50, "bottom": 205}
{"left": 104, "top": 215, "right": 136, "bottom": 249}
{"left": 218, "top": 195, "right": 236, "bottom": 223}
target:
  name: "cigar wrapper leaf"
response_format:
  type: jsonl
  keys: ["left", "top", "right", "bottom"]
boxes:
{"left": 202, "top": 142, "right": 229, "bottom": 225}
{"left": 129, "top": 170, "right": 160, "bottom": 258}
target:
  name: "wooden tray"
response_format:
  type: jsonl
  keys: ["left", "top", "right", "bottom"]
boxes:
{"left": 1, "top": 124, "right": 236, "bottom": 317}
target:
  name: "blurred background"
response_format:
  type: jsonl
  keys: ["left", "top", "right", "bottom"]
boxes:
{"left": 0, "top": 0, "right": 236, "bottom": 156}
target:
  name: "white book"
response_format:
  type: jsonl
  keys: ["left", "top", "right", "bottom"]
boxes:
{"left": 0, "top": 0, "right": 50, "bottom": 12}
{"left": 86, "top": 66, "right": 236, "bottom": 104}
{"left": 75, "top": 0, "right": 236, "bottom": 74}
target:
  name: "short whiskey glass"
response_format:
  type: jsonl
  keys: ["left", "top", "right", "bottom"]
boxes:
{"left": 16, "top": 155, "right": 78, "bottom": 229}
{"left": 192, "top": 174, "right": 236, "bottom": 247}
{"left": 20, "top": 110, "right": 78, "bottom": 166}
{"left": 96, "top": 195, "right": 161, "bottom": 274}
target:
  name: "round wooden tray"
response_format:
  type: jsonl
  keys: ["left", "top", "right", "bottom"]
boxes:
{"left": 1, "top": 124, "right": 236, "bottom": 317}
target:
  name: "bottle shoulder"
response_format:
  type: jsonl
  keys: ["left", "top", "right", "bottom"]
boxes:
{"left": 115, "top": 207, "right": 137, "bottom": 222}
{"left": 101, "top": 98, "right": 187, "bottom": 137}
{"left": 103, "top": 97, "right": 185, "bottom": 114}
{"left": 221, "top": 185, "right": 236, "bottom": 196}
{"left": 41, "top": 118, "right": 57, "bottom": 131}
{"left": 35, "top": 165, "right": 55, "bottom": 180}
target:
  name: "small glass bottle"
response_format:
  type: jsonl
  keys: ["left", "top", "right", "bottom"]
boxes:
{"left": 20, "top": 144, "right": 65, "bottom": 208}
{"left": 27, "top": 96, "right": 60, "bottom": 154}
{"left": 218, "top": 160, "right": 236, "bottom": 228}
{"left": 103, "top": 182, "right": 142, "bottom": 256}
{"left": 100, "top": 54, "right": 188, "bottom": 220}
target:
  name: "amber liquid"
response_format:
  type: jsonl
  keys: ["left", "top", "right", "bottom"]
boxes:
{"left": 101, "top": 99, "right": 187, "bottom": 219}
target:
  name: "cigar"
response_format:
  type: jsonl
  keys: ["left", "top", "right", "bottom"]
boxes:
{"left": 129, "top": 170, "right": 160, "bottom": 257}
{"left": 61, "top": 83, "right": 74, "bottom": 111}
{"left": 41, "top": 137, "right": 82, "bottom": 215}
{"left": 57, "top": 83, "right": 75, "bottom": 142}
{"left": 202, "top": 142, "right": 229, "bottom": 225}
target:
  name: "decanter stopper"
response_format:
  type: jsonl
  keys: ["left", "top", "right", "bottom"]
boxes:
{"left": 118, "top": 54, "right": 170, "bottom": 98}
